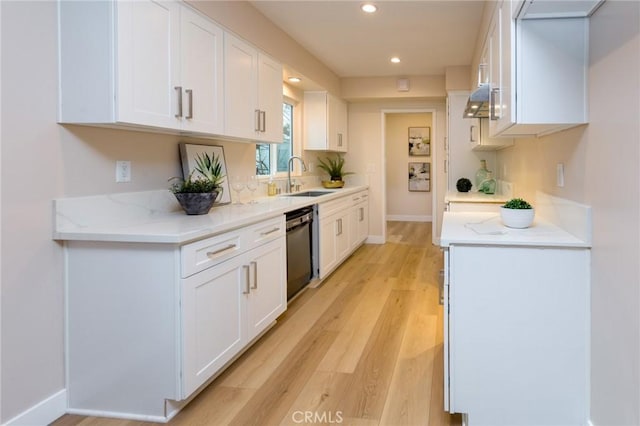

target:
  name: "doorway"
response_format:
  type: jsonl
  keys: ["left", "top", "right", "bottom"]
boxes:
{"left": 382, "top": 109, "right": 438, "bottom": 244}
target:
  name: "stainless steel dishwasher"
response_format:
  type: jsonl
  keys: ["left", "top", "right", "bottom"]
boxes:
{"left": 285, "top": 206, "right": 314, "bottom": 300}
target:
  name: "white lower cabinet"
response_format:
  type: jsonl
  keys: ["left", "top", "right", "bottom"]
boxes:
{"left": 181, "top": 237, "right": 285, "bottom": 397}
{"left": 318, "top": 190, "right": 369, "bottom": 279}
{"left": 444, "top": 245, "right": 589, "bottom": 425}
{"left": 66, "top": 216, "right": 286, "bottom": 421}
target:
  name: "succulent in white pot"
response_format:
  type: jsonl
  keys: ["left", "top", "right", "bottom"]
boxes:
{"left": 500, "top": 198, "right": 535, "bottom": 228}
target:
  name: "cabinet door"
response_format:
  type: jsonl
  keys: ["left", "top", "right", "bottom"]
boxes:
{"left": 180, "top": 7, "right": 224, "bottom": 134}
{"left": 246, "top": 238, "right": 287, "bottom": 340}
{"left": 328, "top": 95, "right": 348, "bottom": 152}
{"left": 257, "top": 53, "right": 284, "bottom": 143}
{"left": 319, "top": 217, "right": 338, "bottom": 279}
{"left": 349, "top": 199, "right": 368, "bottom": 250}
{"left": 498, "top": 0, "right": 514, "bottom": 133}
{"left": 116, "top": 0, "right": 181, "bottom": 129}
{"left": 181, "top": 255, "right": 245, "bottom": 398}
{"left": 488, "top": 7, "right": 502, "bottom": 137}
{"left": 224, "top": 33, "right": 259, "bottom": 140}
{"left": 356, "top": 200, "right": 369, "bottom": 245}
{"left": 335, "top": 213, "right": 350, "bottom": 263}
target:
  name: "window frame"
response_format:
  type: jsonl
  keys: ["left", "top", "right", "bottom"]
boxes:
{"left": 255, "top": 96, "right": 302, "bottom": 178}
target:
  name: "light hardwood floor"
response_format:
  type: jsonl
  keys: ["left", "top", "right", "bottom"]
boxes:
{"left": 53, "top": 222, "right": 461, "bottom": 426}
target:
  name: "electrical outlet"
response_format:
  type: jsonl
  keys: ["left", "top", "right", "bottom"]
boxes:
{"left": 116, "top": 161, "right": 131, "bottom": 183}
{"left": 556, "top": 163, "right": 564, "bottom": 187}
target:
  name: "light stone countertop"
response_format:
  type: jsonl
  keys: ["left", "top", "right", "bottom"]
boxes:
{"left": 53, "top": 186, "right": 368, "bottom": 244}
{"left": 440, "top": 212, "right": 590, "bottom": 248}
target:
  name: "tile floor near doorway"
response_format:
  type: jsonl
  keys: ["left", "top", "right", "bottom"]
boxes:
{"left": 53, "top": 221, "right": 460, "bottom": 426}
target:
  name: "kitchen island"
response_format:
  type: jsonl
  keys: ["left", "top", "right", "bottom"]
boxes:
{"left": 440, "top": 194, "right": 591, "bottom": 426}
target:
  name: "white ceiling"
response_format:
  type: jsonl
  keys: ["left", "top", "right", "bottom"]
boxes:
{"left": 250, "top": 0, "right": 487, "bottom": 79}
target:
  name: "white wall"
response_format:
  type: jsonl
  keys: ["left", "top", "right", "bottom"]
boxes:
{"left": 385, "top": 113, "right": 433, "bottom": 221}
{"left": 496, "top": 1, "right": 640, "bottom": 423}
{"left": 345, "top": 100, "right": 446, "bottom": 243}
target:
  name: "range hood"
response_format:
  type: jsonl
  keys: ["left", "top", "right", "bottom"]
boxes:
{"left": 462, "top": 83, "right": 490, "bottom": 118}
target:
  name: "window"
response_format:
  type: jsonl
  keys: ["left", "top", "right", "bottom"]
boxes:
{"left": 256, "top": 101, "right": 296, "bottom": 176}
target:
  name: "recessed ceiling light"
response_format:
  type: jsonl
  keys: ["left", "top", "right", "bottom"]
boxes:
{"left": 288, "top": 77, "right": 302, "bottom": 83}
{"left": 361, "top": 3, "right": 377, "bottom": 13}
{"left": 390, "top": 57, "right": 401, "bottom": 64}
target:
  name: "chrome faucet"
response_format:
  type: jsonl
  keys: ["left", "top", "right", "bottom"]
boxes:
{"left": 287, "top": 156, "right": 307, "bottom": 193}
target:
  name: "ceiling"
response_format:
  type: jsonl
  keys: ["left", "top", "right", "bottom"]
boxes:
{"left": 250, "top": 1, "right": 487, "bottom": 80}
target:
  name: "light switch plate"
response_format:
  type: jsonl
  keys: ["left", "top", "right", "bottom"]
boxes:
{"left": 116, "top": 161, "right": 131, "bottom": 183}
{"left": 556, "top": 163, "right": 565, "bottom": 187}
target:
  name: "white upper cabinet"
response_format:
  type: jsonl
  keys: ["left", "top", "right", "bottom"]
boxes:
{"left": 304, "top": 91, "right": 348, "bottom": 152}
{"left": 59, "top": 0, "right": 224, "bottom": 135}
{"left": 224, "top": 33, "right": 283, "bottom": 143}
{"left": 179, "top": 7, "right": 224, "bottom": 134}
{"left": 487, "top": 0, "right": 589, "bottom": 137}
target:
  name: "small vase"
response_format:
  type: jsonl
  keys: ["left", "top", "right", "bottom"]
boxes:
{"left": 174, "top": 191, "right": 219, "bottom": 215}
{"left": 475, "top": 160, "right": 489, "bottom": 189}
{"left": 478, "top": 171, "right": 496, "bottom": 194}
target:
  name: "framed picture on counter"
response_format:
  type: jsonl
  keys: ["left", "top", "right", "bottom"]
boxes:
{"left": 409, "top": 162, "right": 430, "bottom": 192}
{"left": 179, "top": 143, "right": 231, "bottom": 205}
{"left": 408, "top": 127, "right": 430, "bottom": 156}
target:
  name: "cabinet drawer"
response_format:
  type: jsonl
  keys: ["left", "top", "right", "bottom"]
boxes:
{"left": 319, "top": 196, "right": 352, "bottom": 218}
{"left": 247, "top": 216, "right": 285, "bottom": 248}
{"left": 351, "top": 190, "right": 368, "bottom": 204}
{"left": 181, "top": 230, "right": 244, "bottom": 278}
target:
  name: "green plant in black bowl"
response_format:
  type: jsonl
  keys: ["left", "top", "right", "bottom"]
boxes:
{"left": 456, "top": 178, "right": 473, "bottom": 193}
{"left": 169, "top": 152, "right": 225, "bottom": 215}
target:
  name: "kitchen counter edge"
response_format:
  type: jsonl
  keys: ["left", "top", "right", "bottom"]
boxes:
{"left": 53, "top": 186, "right": 369, "bottom": 244}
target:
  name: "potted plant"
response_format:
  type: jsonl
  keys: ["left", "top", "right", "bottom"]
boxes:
{"left": 316, "top": 154, "right": 353, "bottom": 188}
{"left": 169, "top": 152, "right": 226, "bottom": 215}
{"left": 500, "top": 198, "right": 535, "bottom": 228}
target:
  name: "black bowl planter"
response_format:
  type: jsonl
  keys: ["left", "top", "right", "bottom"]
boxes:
{"left": 174, "top": 191, "right": 220, "bottom": 215}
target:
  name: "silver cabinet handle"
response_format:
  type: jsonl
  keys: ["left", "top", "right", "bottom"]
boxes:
{"left": 338, "top": 133, "right": 343, "bottom": 147}
{"left": 250, "top": 261, "right": 258, "bottom": 290}
{"left": 490, "top": 88, "right": 500, "bottom": 121}
{"left": 470, "top": 125, "right": 477, "bottom": 142}
{"left": 206, "top": 244, "right": 237, "bottom": 258}
{"left": 336, "top": 218, "right": 342, "bottom": 236}
{"left": 185, "top": 89, "right": 193, "bottom": 119}
{"left": 260, "top": 227, "right": 280, "bottom": 236}
{"left": 255, "top": 109, "right": 261, "bottom": 132}
{"left": 444, "top": 159, "right": 448, "bottom": 173}
{"left": 359, "top": 207, "right": 364, "bottom": 221}
{"left": 260, "top": 111, "right": 266, "bottom": 132}
{"left": 242, "top": 265, "right": 250, "bottom": 294}
{"left": 174, "top": 86, "right": 183, "bottom": 118}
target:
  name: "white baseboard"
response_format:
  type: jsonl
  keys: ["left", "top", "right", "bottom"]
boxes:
{"left": 387, "top": 214, "right": 432, "bottom": 222}
{"left": 365, "top": 235, "right": 385, "bottom": 244}
{"left": 3, "top": 389, "right": 66, "bottom": 426}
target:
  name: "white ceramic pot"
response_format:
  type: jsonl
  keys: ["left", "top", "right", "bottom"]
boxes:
{"left": 500, "top": 207, "right": 535, "bottom": 228}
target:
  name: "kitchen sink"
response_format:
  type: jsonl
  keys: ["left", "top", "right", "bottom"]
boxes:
{"left": 283, "top": 191, "right": 333, "bottom": 197}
